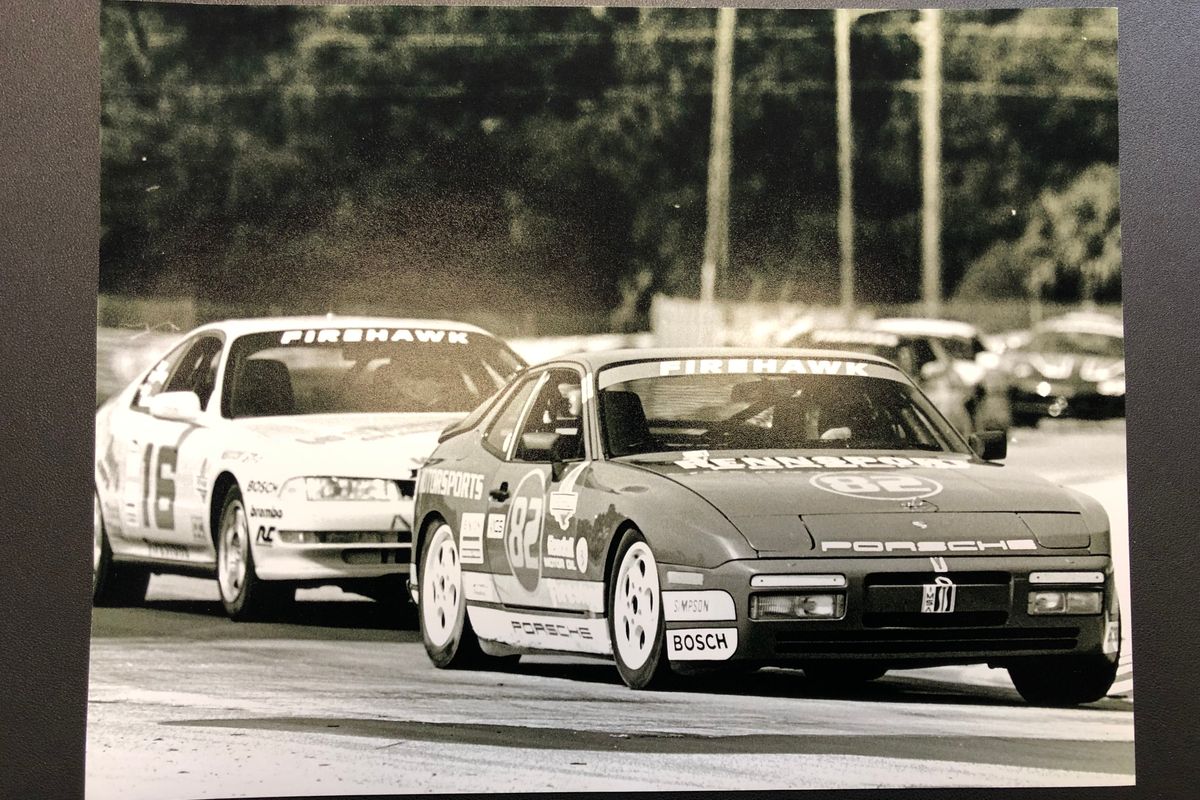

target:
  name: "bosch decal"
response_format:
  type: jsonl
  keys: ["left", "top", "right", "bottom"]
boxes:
{"left": 666, "top": 628, "right": 738, "bottom": 661}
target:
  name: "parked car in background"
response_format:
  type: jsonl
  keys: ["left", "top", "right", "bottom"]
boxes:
{"left": 1000, "top": 313, "right": 1125, "bottom": 426}
{"left": 788, "top": 328, "right": 976, "bottom": 435}
{"left": 93, "top": 316, "right": 527, "bottom": 619}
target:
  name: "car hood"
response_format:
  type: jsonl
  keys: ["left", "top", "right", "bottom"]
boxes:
{"left": 230, "top": 412, "right": 463, "bottom": 476}
{"left": 620, "top": 450, "right": 1088, "bottom": 555}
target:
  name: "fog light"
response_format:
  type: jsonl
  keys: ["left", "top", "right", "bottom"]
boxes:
{"left": 751, "top": 593, "right": 845, "bottom": 620}
{"left": 1028, "top": 590, "right": 1103, "bottom": 615}
{"left": 1036, "top": 381, "right": 1052, "bottom": 397}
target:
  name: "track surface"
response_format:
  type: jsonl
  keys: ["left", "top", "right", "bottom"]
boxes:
{"left": 87, "top": 420, "right": 1134, "bottom": 797}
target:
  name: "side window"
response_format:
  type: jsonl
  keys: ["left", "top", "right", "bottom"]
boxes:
{"left": 483, "top": 376, "right": 540, "bottom": 458}
{"left": 131, "top": 339, "right": 192, "bottom": 412}
{"left": 163, "top": 335, "right": 224, "bottom": 409}
{"left": 513, "top": 368, "right": 585, "bottom": 463}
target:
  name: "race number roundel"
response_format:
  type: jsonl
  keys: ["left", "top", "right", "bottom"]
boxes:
{"left": 505, "top": 470, "right": 546, "bottom": 592}
{"left": 809, "top": 472, "right": 944, "bottom": 501}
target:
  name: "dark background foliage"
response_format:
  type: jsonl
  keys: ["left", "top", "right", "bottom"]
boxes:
{"left": 100, "top": 3, "right": 1119, "bottom": 333}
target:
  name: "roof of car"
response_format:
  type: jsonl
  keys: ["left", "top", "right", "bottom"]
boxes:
{"left": 873, "top": 317, "right": 979, "bottom": 339}
{"left": 544, "top": 347, "right": 898, "bottom": 371}
{"left": 188, "top": 315, "right": 496, "bottom": 338}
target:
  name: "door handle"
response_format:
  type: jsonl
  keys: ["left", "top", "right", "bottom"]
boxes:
{"left": 488, "top": 481, "right": 510, "bottom": 502}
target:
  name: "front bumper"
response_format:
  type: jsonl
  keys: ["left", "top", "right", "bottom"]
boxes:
{"left": 658, "top": 555, "right": 1118, "bottom": 668}
{"left": 250, "top": 498, "right": 414, "bottom": 581}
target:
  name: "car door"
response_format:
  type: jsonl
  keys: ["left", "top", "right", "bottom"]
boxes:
{"left": 124, "top": 334, "right": 224, "bottom": 555}
{"left": 481, "top": 366, "right": 592, "bottom": 613}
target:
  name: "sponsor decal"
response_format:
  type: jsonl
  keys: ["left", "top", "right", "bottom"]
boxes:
{"left": 666, "top": 570, "right": 704, "bottom": 587}
{"left": 418, "top": 468, "right": 485, "bottom": 502}
{"left": 463, "top": 573, "right": 500, "bottom": 604}
{"left": 666, "top": 628, "right": 738, "bottom": 661}
{"left": 913, "top": 520, "right": 929, "bottom": 529}
{"left": 542, "top": 533, "right": 589, "bottom": 573}
{"left": 660, "top": 358, "right": 869, "bottom": 377}
{"left": 663, "top": 590, "right": 736, "bottom": 622}
{"left": 822, "top": 538, "right": 1037, "bottom": 554}
{"left": 459, "top": 512, "right": 485, "bottom": 565}
{"left": 809, "top": 472, "right": 944, "bottom": 501}
{"left": 548, "top": 461, "right": 589, "bottom": 530}
{"left": 575, "top": 537, "right": 589, "bottom": 574}
{"left": 545, "top": 578, "right": 604, "bottom": 611}
{"left": 467, "top": 606, "right": 611, "bottom": 655}
{"left": 190, "top": 515, "right": 206, "bottom": 542}
{"left": 246, "top": 480, "right": 277, "bottom": 495}
{"left": 146, "top": 542, "right": 188, "bottom": 561}
{"left": 256, "top": 525, "right": 276, "bottom": 544}
{"left": 505, "top": 470, "right": 547, "bottom": 591}
{"left": 929, "top": 556, "right": 949, "bottom": 572}
{"left": 194, "top": 459, "right": 210, "bottom": 501}
{"left": 249, "top": 506, "right": 283, "bottom": 519}
{"left": 221, "top": 450, "right": 262, "bottom": 464}
{"left": 922, "top": 576, "right": 957, "bottom": 613}
{"left": 279, "top": 328, "right": 470, "bottom": 346}
{"left": 673, "top": 452, "right": 968, "bottom": 472}
{"left": 486, "top": 513, "right": 506, "bottom": 540}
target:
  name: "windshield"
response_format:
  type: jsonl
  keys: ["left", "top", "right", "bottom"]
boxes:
{"left": 222, "top": 328, "right": 525, "bottom": 418}
{"left": 1027, "top": 331, "right": 1123, "bottom": 358}
{"left": 597, "top": 358, "right": 969, "bottom": 457}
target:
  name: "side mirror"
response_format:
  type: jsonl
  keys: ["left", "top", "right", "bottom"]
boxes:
{"left": 520, "top": 431, "right": 565, "bottom": 462}
{"left": 969, "top": 429, "right": 1008, "bottom": 461}
{"left": 148, "top": 391, "right": 202, "bottom": 423}
{"left": 920, "top": 360, "right": 948, "bottom": 382}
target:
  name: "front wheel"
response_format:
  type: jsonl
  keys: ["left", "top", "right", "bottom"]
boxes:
{"left": 608, "top": 529, "right": 674, "bottom": 689}
{"left": 420, "top": 522, "right": 483, "bottom": 668}
{"left": 93, "top": 491, "right": 149, "bottom": 607}
{"left": 216, "top": 487, "right": 291, "bottom": 621}
{"left": 1007, "top": 655, "right": 1118, "bottom": 706}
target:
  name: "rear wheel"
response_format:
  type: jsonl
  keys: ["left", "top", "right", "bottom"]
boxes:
{"left": 608, "top": 529, "right": 674, "bottom": 690}
{"left": 1008, "top": 655, "right": 1117, "bottom": 706}
{"left": 420, "top": 522, "right": 483, "bottom": 668}
{"left": 216, "top": 487, "right": 291, "bottom": 621}
{"left": 92, "top": 491, "right": 150, "bottom": 607}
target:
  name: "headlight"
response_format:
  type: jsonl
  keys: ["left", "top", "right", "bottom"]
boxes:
{"left": 751, "top": 593, "right": 845, "bottom": 620}
{"left": 1027, "top": 590, "right": 1103, "bottom": 615}
{"left": 281, "top": 477, "right": 401, "bottom": 502}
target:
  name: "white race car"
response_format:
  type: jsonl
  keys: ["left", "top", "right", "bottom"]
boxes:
{"left": 93, "top": 316, "right": 526, "bottom": 619}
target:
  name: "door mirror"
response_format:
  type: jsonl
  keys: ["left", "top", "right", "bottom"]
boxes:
{"left": 148, "top": 391, "right": 202, "bottom": 422}
{"left": 969, "top": 429, "right": 1008, "bottom": 461}
{"left": 919, "top": 360, "right": 948, "bottom": 382}
{"left": 520, "top": 431, "right": 566, "bottom": 463}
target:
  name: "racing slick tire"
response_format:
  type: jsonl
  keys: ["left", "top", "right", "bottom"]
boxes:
{"left": 419, "top": 521, "right": 485, "bottom": 669}
{"left": 93, "top": 491, "right": 150, "bottom": 607}
{"left": 1007, "top": 655, "right": 1118, "bottom": 706}
{"left": 608, "top": 529, "right": 675, "bottom": 690}
{"left": 803, "top": 662, "right": 889, "bottom": 687}
{"left": 216, "top": 486, "right": 292, "bottom": 621}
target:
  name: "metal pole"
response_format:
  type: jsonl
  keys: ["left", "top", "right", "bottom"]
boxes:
{"left": 700, "top": 7, "right": 736, "bottom": 304}
{"left": 835, "top": 10, "right": 855, "bottom": 321}
{"left": 919, "top": 8, "right": 943, "bottom": 318}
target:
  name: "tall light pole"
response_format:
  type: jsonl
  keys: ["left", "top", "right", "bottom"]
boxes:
{"left": 700, "top": 7, "right": 736, "bottom": 304}
{"left": 919, "top": 8, "right": 943, "bottom": 318}
{"left": 835, "top": 9, "right": 855, "bottom": 320}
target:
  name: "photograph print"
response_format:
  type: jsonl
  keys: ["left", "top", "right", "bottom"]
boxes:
{"left": 90, "top": 3, "right": 1132, "bottom": 797}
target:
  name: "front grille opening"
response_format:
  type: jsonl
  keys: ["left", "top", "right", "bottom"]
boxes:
{"left": 865, "top": 571, "right": 1011, "bottom": 587}
{"left": 774, "top": 626, "right": 1080, "bottom": 655}
{"left": 862, "top": 611, "right": 1009, "bottom": 628}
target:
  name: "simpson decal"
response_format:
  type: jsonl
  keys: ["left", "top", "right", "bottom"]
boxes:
{"left": 418, "top": 468, "right": 485, "bottom": 501}
{"left": 666, "top": 628, "right": 738, "bottom": 661}
{"left": 662, "top": 590, "right": 736, "bottom": 622}
{"left": 673, "top": 452, "right": 969, "bottom": 472}
{"left": 279, "top": 328, "right": 470, "bottom": 346}
{"left": 459, "top": 512, "right": 485, "bottom": 565}
{"left": 809, "top": 472, "right": 944, "bottom": 501}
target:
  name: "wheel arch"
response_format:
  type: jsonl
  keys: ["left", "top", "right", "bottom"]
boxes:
{"left": 209, "top": 470, "right": 240, "bottom": 548}
{"left": 412, "top": 510, "right": 448, "bottom": 578}
{"left": 602, "top": 519, "right": 643, "bottom": 616}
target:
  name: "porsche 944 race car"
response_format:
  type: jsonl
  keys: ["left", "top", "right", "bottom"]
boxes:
{"left": 93, "top": 316, "right": 526, "bottom": 619}
{"left": 410, "top": 348, "right": 1121, "bottom": 705}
